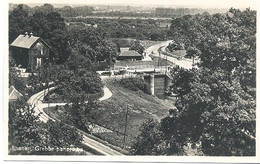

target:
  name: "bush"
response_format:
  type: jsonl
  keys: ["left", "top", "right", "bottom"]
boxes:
{"left": 101, "top": 71, "right": 112, "bottom": 76}
{"left": 119, "top": 77, "right": 151, "bottom": 94}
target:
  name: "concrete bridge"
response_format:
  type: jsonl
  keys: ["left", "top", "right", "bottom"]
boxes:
{"left": 143, "top": 72, "right": 172, "bottom": 99}
{"left": 99, "top": 67, "right": 173, "bottom": 99}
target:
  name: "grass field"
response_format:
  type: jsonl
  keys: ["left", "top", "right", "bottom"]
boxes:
{"left": 43, "top": 78, "right": 175, "bottom": 151}
{"left": 91, "top": 78, "right": 175, "bottom": 150}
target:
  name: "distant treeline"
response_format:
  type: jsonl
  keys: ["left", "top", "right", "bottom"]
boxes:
{"left": 9, "top": 3, "right": 228, "bottom": 18}
{"left": 155, "top": 7, "right": 227, "bottom": 17}
{"left": 65, "top": 17, "right": 169, "bottom": 41}
{"left": 9, "top": 3, "right": 94, "bottom": 17}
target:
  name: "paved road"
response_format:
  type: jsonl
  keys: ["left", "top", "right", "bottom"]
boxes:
{"left": 82, "top": 135, "right": 122, "bottom": 155}
{"left": 28, "top": 86, "right": 123, "bottom": 155}
{"left": 27, "top": 87, "right": 57, "bottom": 122}
{"left": 99, "top": 86, "right": 113, "bottom": 101}
{"left": 28, "top": 86, "right": 112, "bottom": 122}
{"left": 146, "top": 40, "right": 198, "bottom": 69}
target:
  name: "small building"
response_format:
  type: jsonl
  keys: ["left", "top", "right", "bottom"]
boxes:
{"left": 117, "top": 50, "right": 143, "bottom": 61}
{"left": 9, "top": 86, "right": 23, "bottom": 101}
{"left": 120, "top": 47, "right": 130, "bottom": 53}
{"left": 158, "top": 22, "right": 171, "bottom": 28}
{"left": 10, "top": 32, "right": 51, "bottom": 72}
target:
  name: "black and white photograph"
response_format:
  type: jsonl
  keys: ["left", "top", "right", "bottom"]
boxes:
{"left": 2, "top": 0, "right": 259, "bottom": 162}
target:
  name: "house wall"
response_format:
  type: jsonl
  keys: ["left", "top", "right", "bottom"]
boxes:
{"left": 117, "top": 56, "right": 142, "bottom": 61}
{"left": 28, "top": 41, "right": 50, "bottom": 71}
{"left": 11, "top": 47, "right": 29, "bottom": 68}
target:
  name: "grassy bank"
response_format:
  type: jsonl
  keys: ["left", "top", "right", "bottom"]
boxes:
{"left": 43, "top": 78, "right": 175, "bottom": 151}
{"left": 91, "top": 78, "right": 175, "bottom": 150}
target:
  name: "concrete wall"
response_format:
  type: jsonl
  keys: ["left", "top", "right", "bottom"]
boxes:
{"left": 114, "top": 60, "right": 155, "bottom": 70}
{"left": 144, "top": 74, "right": 172, "bottom": 99}
{"left": 154, "top": 75, "right": 166, "bottom": 99}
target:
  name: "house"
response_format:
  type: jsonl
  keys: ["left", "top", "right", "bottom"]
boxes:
{"left": 120, "top": 47, "right": 130, "bottom": 53}
{"left": 9, "top": 86, "right": 23, "bottom": 101}
{"left": 10, "top": 32, "right": 51, "bottom": 72}
{"left": 117, "top": 50, "right": 143, "bottom": 61}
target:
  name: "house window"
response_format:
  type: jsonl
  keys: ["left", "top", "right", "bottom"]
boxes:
{"left": 36, "top": 58, "right": 41, "bottom": 68}
{"left": 41, "top": 48, "right": 43, "bottom": 55}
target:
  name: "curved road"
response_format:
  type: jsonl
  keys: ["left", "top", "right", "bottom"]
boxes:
{"left": 27, "top": 86, "right": 123, "bottom": 155}
{"left": 27, "top": 40, "right": 195, "bottom": 155}
{"left": 146, "top": 40, "right": 197, "bottom": 69}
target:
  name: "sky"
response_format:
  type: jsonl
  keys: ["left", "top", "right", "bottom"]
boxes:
{"left": 7, "top": 0, "right": 258, "bottom": 9}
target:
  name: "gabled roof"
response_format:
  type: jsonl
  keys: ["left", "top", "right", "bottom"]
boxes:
{"left": 10, "top": 34, "right": 51, "bottom": 49}
{"left": 9, "top": 86, "right": 23, "bottom": 100}
{"left": 118, "top": 50, "right": 142, "bottom": 57}
{"left": 120, "top": 47, "right": 130, "bottom": 53}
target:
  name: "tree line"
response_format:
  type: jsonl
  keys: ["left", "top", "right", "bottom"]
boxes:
{"left": 132, "top": 8, "right": 256, "bottom": 156}
{"left": 8, "top": 4, "right": 117, "bottom": 154}
{"left": 65, "top": 17, "right": 169, "bottom": 41}
{"left": 9, "top": 3, "right": 94, "bottom": 18}
{"left": 9, "top": 3, "right": 227, "bottom": 18}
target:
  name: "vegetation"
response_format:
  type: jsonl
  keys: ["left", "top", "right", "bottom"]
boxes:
{"left": 9, "top": 5, "right": 70, "bottom": 64}
{"left": 119, "top": 77, "right": 151, "bottom": 94}
{"left": 132, "top": 8, "right": 256, "bottom": 156}
{"left": 8, "top": 98, "right": 88, "bottom": 155}
{"left": 167, "top": 40, "right": 185, "bottom": 51}
{"left": 9, "top": 67, "right": 26, "bottom": 94}
{"left": 44, "top": 78, "right": 175, "bottom": 149}
{"left": 8, "top": 3, "right": 256, "bottom": 156}
{"left": 129, "top": 40, "right": 145, "bottom": 54}
{"left": 8, "top": 4, "right": 107, "bottom": 155}
{"left": 66, "top": 17, "right": 169, "bottom": 41}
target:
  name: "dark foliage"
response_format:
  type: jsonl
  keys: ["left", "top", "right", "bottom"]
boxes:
{"left": 119, "top": 77, "right": 151, "bottom": 94}
{"left": 132, "top": 8, "right": 256, "bottom": 156}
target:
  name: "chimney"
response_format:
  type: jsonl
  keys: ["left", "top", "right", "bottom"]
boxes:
{"left": 24, "top": 32, "right": 28, "bottom": 36}
{"left": 29, "top": 32, "right": 33, "bottom": 37}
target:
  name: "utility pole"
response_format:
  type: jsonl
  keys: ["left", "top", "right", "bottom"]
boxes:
{"left": 166, "top": 54, "right": 168, "bottom": 74}
{"left": 47, "top": 64, "right": 50, "bottom": 110}
{"left": 123, "top": 104, "right": 129, "bottom": 149}
{"left": 158, "top": 51, "right": 161, "bottom": 67}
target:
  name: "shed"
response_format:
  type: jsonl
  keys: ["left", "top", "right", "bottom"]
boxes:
{"left": 117, "top": 50, "right": 143, "bottom": 61}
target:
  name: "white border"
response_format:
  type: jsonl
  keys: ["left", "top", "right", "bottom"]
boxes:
{"left": 2, "top": 0, "right": 260, "bottom": 163}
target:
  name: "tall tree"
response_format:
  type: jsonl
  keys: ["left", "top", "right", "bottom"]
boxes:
{"left": 133, "top": 8, "right": 256, "bottom": 156}
{"left": 129, "top": 40, "right": 145, "bottom": 55}
{"left": 9, "top": 4, "right": 31, "bottom": 43}
{"left": 9, "top": 98, "right": 44, "bottom": 153}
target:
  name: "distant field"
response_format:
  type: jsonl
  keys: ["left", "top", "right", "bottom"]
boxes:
{"left": 74, "top": 16, "right": 172, "bottom": 20}
{"left": 112, "top": 38, "right": 164, "bottom": 49}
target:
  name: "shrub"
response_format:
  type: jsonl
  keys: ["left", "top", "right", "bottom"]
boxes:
{"left": 119, "top": 77, "right": 151, "bottom": 94}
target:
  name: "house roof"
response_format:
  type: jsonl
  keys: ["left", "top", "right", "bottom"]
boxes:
{"left": 159, "top": 23, "right": 171, "bottom": 28}
{"left": 118, "top": 50, "right": 142, "bottom": 57}
{"left": 9, "top": 86, "right": 23, "bottom": 100}
{"left": 120, "top": 47, "right": 130, "bottom": 53}
{"left": 10, "top": 34, "right": 51, "bottom": 49}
